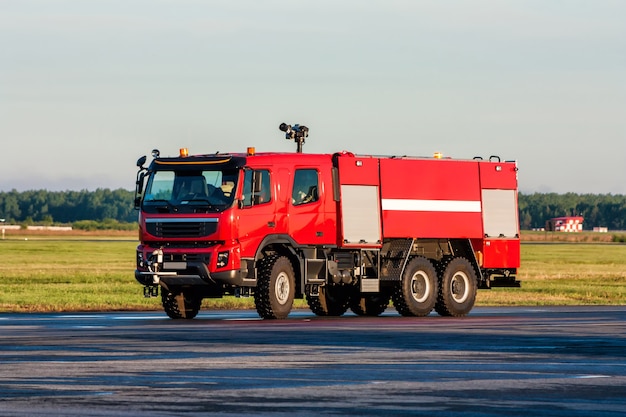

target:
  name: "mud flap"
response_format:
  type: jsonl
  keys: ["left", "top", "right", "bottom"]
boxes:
{"left": 176, "top": 294, "right": 187, "bottom": 319}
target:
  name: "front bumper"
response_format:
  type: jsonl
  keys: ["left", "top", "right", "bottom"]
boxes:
{"left": 135, "top": 262, "right": 246, "bottom": 288}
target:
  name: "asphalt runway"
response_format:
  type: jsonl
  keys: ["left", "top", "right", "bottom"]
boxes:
{"left": 1, "top": 306, "right": 625, "bottom": 416}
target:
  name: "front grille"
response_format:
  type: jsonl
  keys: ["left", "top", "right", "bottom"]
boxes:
{"left": 144, "top": 241, "right": 215, "bottom": 249}
{"left": 146, "top": 218, "right": 218, "bottom": 238}
{"left": 162, "top": 253, "right": 210, "bottom": 263}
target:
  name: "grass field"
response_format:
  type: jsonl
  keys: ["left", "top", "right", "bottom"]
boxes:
{"left": 0, "top": 232, "right": 624, "bottom": 312}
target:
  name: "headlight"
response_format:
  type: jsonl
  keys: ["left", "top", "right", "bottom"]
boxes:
{"left": 216, "top": 251, "right": 229, "bottom": 268}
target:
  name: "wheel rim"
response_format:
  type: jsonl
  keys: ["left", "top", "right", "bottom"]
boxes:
{"left": 450, "top": 271, "right": 470, "bottom": 303}
{"left": 410, "top": 271, "right": 430, "bottom": 303}
{"left": 275, "top": 271, "right": 291, "bottom": 305}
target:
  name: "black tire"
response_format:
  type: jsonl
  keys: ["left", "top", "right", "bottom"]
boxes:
{"left": 435, "top": 257, "right": 477, "bottom": 317}
{"left": 350, "top": 293, "right": 390, "bottom": 316}
{"left": 392, "top": 256, "right": 438, "bottom": 317}
{"left": 161, "top": 290, "right": 201, "bottom": 320}
{"left": 254, "top": 255, "right": 295, "bottom": 319}
{"left": 306, "top": 284, "right": 352, "bottom": 316}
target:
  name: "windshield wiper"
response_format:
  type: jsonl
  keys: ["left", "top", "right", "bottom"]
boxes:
{"left": 183, "top": 197, "right": 229, "bottom": 205}
{"left": 181, "top": 197, "right": 210, "bottom": 204}
{"left": 180, "top": 197, "right": 228, "bottom": 212}
{"left": 144, "top": 199, "right": 177, "bottom": 212}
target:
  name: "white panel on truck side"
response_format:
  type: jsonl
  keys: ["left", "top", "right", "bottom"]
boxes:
{"left": 482, "top": 189, "right": 519, "bottom": 238}
{"left": 340, "top": 185, "right": 381, "bottom": 245}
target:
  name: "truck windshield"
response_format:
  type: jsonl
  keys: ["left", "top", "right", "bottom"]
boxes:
{"left": 142, "top": 169, "right": 237, "bottom": 213}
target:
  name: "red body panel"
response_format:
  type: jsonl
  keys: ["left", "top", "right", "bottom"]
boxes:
{"left": 383, "top": 210, "right": 483, "bottom": 239}
{"left": 378, "top": 158, "right": 483, "bottom": 238}
{"left": 478, "top": 160, "right": 518, "bottom": 189}
{"left": 336, "top": 154, "right": 380, "bottom": 185}
{"left": 474, "top": 238, "right": 521, "bottom": 269}
{"left": 380, "top": 158, "right": 481, "bottom": 201}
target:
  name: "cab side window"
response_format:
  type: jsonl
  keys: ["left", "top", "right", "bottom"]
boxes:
{"left": 242, "top": 169, "right": 271, "bottom": 207}
{"left": 292, "top": 169, "right": 319, "bottom": 206}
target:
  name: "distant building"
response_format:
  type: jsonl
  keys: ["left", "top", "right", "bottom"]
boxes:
{"left": 545, "top": 216, "right": 583, "bottom": 232}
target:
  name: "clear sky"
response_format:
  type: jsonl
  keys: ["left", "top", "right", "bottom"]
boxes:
{"left": 1, "top": 0, "right": 625, "bottom": 194}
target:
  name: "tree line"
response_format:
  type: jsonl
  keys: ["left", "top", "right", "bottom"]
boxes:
{"left": 0, "top": 189, "right": 625, "bottom": 231}
{"left": 518, "top": 192, "right": 626, "bottom": 231}
{"left": 0, "top": 189, "right": 137, "bottom": 227}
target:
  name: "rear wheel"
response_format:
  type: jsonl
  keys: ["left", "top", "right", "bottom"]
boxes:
{"left": 254, "top": 255, "right": 295, "bottom": 319}
{"left": 435, "top": 257, "right": 477, "bottom": 317}
{"left": 161, "top": 290, "right": 201, "bottom": 319}
{"left": 392, "top": 256, "right": 438, "bottom": 317}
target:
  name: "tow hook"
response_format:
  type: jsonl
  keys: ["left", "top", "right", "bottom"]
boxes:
{"left": 148, "top": 249, "right": 164, "bottom": 277}
{"left": 144, "top": 248, "right": 164, "bottom": 298}
{"left": 143, "top": 285, "right": 159, "bottom": 298}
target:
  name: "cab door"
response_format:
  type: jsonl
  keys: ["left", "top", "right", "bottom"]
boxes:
{"left": 289, "top": 167, "right": 334, "bottom": 245}
{"left": 237, "top": 168, "right": 277, "bottom": 257}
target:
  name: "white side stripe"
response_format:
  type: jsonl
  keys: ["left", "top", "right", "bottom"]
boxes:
{"left": 382, "top": 199, "right": 482, "bottom": 213}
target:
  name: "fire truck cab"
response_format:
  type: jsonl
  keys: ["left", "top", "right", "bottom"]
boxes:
{"left": 134, "top": 127, "right": 520, "bottom": 320}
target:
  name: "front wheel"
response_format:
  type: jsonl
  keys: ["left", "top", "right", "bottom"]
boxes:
{"left": 161, "top": 290, "right": 201, "bottom": 319}
{"left": 350, "top": 292, "right": 390, "bottom": 316}
{"left": 254, "top": 255, "right": 295, "bottom": 319}
{"left": 307, "top": 284, "right": 352, "bottom": 316}
{"left": 435, "top": 257, "right": 478, "bottom": 317}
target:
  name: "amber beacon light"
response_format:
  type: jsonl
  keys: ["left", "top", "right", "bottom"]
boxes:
{"left": 179, "top": 148, "right": 189, "bottom": 157}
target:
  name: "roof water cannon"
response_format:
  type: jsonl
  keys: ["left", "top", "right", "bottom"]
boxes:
{"left": 279, "top": 123, "right": 309, "bottom": 153}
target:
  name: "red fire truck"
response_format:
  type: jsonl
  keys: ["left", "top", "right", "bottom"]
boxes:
{"left": 134, "top": 124, "right": 520, "bottom": 319}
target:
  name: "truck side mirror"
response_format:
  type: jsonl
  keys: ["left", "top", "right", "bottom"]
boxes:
{"left": 137, "top": 155, "right": 147, "bottom": 168}
{"left": 134, "top": 171, "right": 146, "bottom": 209}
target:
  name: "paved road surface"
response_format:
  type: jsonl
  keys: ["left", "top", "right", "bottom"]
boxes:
{"left": 1, "top": 306, "right": 625, "bottom": 416}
